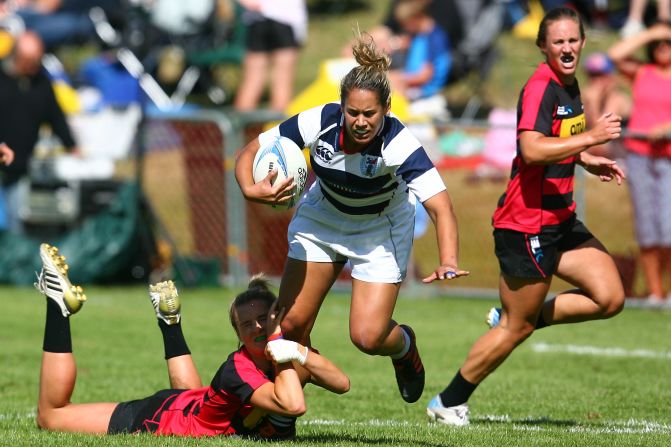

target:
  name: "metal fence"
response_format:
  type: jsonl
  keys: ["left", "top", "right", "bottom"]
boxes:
{"left": 140, "top": 110, "right": 641, "bottom": 297}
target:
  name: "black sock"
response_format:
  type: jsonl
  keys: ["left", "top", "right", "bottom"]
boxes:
{"left": 158, "top": 320, "right": 191, "bottom": 359}
{"left": 439, "top": 370, "right": 478, "bottom": 407}
{"left": 43, "top": 298, "right": 72, "bottom": 353}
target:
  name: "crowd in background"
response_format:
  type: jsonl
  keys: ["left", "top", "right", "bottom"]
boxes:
{"left": 0, "top": 0, "right": 670, "bottom": 300}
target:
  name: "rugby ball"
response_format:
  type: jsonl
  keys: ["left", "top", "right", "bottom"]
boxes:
{"left": 252, "top": 136, "right": 308, "bottom": 209}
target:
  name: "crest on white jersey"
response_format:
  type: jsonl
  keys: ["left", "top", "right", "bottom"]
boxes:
{"left": 360, "top": 155, "right": 382, "bottom": 177}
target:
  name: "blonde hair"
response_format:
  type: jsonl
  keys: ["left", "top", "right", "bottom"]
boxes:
{"left": 340, "top": 32, "right": 392, "bottom": 108}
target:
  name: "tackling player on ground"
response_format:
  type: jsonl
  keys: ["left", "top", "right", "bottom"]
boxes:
{"left": 427, "top": 7, "right": 626, "bottom": 425}
{"left": 34, "top": 244, "right": 349, "bottom": 438}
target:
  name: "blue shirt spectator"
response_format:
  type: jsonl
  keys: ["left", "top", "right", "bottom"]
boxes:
{"left": 405, "top": 23, "right": 450, "bottom": 98}
{"left": 389, "top": 0, "right": 451, "bottom": 101}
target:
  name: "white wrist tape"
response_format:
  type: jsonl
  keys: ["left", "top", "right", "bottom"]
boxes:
{"left": 267, "top": 339, "right": 308, "bottom": 365}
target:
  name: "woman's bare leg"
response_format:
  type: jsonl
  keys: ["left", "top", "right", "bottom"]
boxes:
{"left": 234, "top": 52, "right": 269, "bottom": 111}
{"left": 544, "top": 238, "right": 625, "bottom": 323}
{"left": 37, "top": 351, "right": 117, "bottom": 433}
{"left": 278, "top": 259, "right": 343, "bottom": 344}
{"left": 269, "top": 48, "right": 299, "bottom": 112}
{"left": 638, "top": 247, "right": 664, "bottom": 299}
{"left": 35, "top": 243, "right": 116, "bottom": 433}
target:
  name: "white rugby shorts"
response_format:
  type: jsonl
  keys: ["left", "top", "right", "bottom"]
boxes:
{"left": 287, "top": 191, "right": 415, "bottom": 283}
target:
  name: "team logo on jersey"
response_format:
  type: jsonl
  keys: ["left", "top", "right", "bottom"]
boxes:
{"left": 529, "top": 235, "right": 543, "bottom": 263}
{"left": 556, "top": 105, "right": 573, "bottom": 116}
{"left": 360, "top": 155, "right": 382, "bottom": 177}
{"left": 559, "top": 113, "right": 586, "bottom": 137}
{"left": 314, "top": 141, "right": 335, "bottom": 163}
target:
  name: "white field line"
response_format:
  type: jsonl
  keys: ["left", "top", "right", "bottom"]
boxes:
{"left": 531, "top": 342, "right": 671, "bottom": 360}
{"left": 0, "top": 411, "right": 35, "bottom": 421}
{"left": 2, "top": 412, "right": 669, "bottom": 435}
{"left": 300, "top": 417, "right": 671, "bottom": 434}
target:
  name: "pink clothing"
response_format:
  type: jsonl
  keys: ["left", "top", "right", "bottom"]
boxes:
{"left": 624, "top": 65, "right": 671, "bottom": 157}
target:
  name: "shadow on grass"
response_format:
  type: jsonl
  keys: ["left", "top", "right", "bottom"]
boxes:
{"left": 298, "top": 433, "right": 449, "bottom": 447}
{"left": 474, "top": 415, "right": 578, "bottom": 427}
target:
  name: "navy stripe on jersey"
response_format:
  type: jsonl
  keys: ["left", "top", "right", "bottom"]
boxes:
{"left": 259, "top": 102, "right": 445, "bottom": 216}
{"left": 311, "top": 154, "right": 395, "bottom": 196}
{"left": 279, "top": 116, "right": 304, "bottom": 148}
{"left": 541, "top": 192, "right": 573, "bottom": 210}
{"left": 322, "top": 187, "right": 391, "bottom": 215}
{"left": 545, "top": 163, "right": 574, "bottom": 179}
{"left": 320, "top": 176, "right": 398, "bottom": 199}
{"left": 396, "top": 148, "right": 435, "bottom": 184}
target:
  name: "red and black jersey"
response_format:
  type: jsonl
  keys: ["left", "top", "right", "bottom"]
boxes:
{"left": 153, "top": 347, "right": 272, "bottom": 437}
{"left": 493, "top": 63, "right": 586, "bottom": 233}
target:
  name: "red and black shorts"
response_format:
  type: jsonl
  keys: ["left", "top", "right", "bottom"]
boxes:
{"left": 107, "top": 389, "right": 185, "bottom": 434}
{"left": 493, "top": 216, "right": 595, "bottom": 279}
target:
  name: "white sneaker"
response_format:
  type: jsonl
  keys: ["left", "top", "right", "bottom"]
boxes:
{"left": 34, "top": 243, "right": 87, "bottom": 317}
{"left": 426, "top": 395, "right": 470, "bottom": 426}
{"left": 620, "top": 19, "right": 645, "bottom": 38}
{"left": 149, "top": 280, "right": 181, "bottom": 325}
{"left": 645, "top": 294, "right": 665, "bottom": 309}
{"left": 486, "top": 307, "right": 501, "bottom": 328}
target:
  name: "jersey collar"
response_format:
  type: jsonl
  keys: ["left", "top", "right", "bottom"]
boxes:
{"left": 338, "top": 113, "right": 386, "bottom": 154}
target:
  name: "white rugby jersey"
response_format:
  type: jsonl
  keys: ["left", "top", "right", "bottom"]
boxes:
{"left": 258, "top": 102, "right": 446, "bottom": 216}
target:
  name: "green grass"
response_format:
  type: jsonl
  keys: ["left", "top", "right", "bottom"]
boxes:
{"left": 2, "top": 285, "right": 671, "bottom": 446}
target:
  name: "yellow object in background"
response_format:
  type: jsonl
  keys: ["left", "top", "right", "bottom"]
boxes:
{"left": 265, "top": 57, "right": 411, "bottom": 169}
{"left": 286, "top": 58, "right": 410, "bottom": 122}
{"left": 52, "top": 81, "right": 82, "bottom": 115}
{"left": 512, "top": 0, "right": 545, "bottom": 40}
{"left": 0, "top": 30, "right": 14, "bottom": 58}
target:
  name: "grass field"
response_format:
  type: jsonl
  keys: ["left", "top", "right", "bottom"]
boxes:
{"left": 15, "top": 4, "right": 663, "bottom": 445}
{"left": 2, "top": 284, "right": 671, "bottom": 446}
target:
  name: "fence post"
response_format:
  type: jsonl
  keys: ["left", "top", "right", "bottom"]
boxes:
{"left": 222, "top": 109, "right": 286, "bottom": 286}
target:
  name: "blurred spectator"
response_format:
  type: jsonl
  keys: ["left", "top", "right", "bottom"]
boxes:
{"left": 388, "top": 0, "right": 450, "bottom": 102}
{"left": 581, "top": 52, "right": 631, "bottom": 158}
{"left": 234, "top": 0, "right": 307, "bottom": 112}
{"left": 466, "top": 107, "right": 517, "bottom": 184}
{"left": 0, "top": 143, "right": 14, "bottom": 229}
{"left": 0, "top": 30, "right": 78, "bottom": 234}
{"left": 609, "top": 22, "right": 671, "bottom": 305}
{"left": 446, "top": 0, "right": 507, "bottom": 84}
{"left": 1, "top": 0, "right": 122, "bottom": 50}
{"left": 343, "top": 0, "right": 450, "bottom": 67}
{"left": 620, "top": 0, "right": 670, "bottom": 38}
{"left": 345, "top": 0, "right": 505, "bottom": 87}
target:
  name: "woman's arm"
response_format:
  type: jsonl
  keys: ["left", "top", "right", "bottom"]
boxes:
{"left": 608, "top": 23, "right": 671, "bottom": 79}
{"left": 249, "top": 362, "right": 306, "bottom": 417}
{"left": 577, "top": 151, "right": 625, "bottom": 184}
{"left": 421, "top": 190, "right": 469, "bottom": 283}
{"left": 0, "top": 143, "right": 14, "bottom": 166}
{"left": 234, "top": 137, "right": 297, "bottom": 206}
{"left": 294, "top": 347, "right": 350, "bottom": 394}
{"left": 248, "top": 342, "right": 350, "bottom": 415}
{"left": 649, "top": 121, "right": 671, "bottom": 141}
{"left": 265, "top": 338, "right": 349, "bottom": 394}
{"left": 519, "top": 112, "right": 622, "bottom": 165}
{"left": 403, "top": 62, "right": 434, "bottom": 88}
